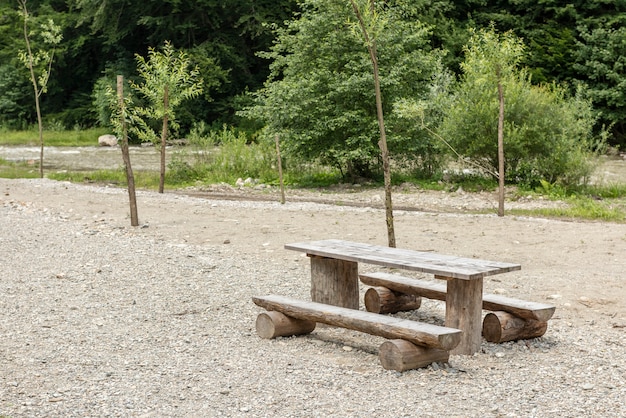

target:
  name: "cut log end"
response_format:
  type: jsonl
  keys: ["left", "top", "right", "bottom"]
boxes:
{"left": 379, "top": 339, "right": 449, "bottom": 372}
{"left": 482, "top": 311, "right": 548, "bottom": 343}
{"left": 256, "top": 311, "right": 316, "bottom": 339}
{"left": 364, "top": 286, "right": 422, "bottom": 314}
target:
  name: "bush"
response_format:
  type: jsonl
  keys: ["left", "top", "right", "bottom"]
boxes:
{"left": 438, "top": 28, "right": 604, "bottom": 188}
{"left": 169, "top": 124, "right": 276, "bottom": 184}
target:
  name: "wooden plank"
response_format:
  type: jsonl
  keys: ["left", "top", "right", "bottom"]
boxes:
{"left": 310, "top": 256, "right": 359, "bottom": 309}
{"left": 252, "top": 295, "right": 461, "bottom": 351}
{"left": 360, "top": 272, "right": 556, "bottom": 321}
{"left": 446, "top": 276, "right": 483, "bottom": 355}
{"left": 285, "top": 239, "right": 520, "bottom": 280}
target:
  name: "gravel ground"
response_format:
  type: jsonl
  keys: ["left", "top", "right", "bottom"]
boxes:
{"left": 1, "top": 178, "right": 625, "bottom": 417}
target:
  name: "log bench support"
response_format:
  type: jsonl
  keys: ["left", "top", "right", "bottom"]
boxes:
{"left": 252, "top": 295, "right": 462, "bottom": 371}
{"left": 360, "top": 272, "right": 555, "bottom": 346}
{"left": 482, "top": 311, "right": 548, "bottom": 343}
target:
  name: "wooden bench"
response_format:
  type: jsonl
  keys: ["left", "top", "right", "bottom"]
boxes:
{"left": 285, "top": 239, "right": 521, "bottom": 355}
{"left": 253, "top": 295, "right": 461, "bottom": 371}
{"left": 360, "top": 271, "right": 556, "bottom": 343}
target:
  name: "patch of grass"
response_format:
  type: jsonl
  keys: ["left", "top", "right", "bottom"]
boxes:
{"left": 0, "top": 158, "right": 40, "bottom": 179}
{"left": 48, "top": 169, "right": 161, "bottom": 189}
{"left": 0, "top": 128, "right": 109, "bottom": 146}
{"left": 509, "top": 196, "right": 626, "bottom": 222}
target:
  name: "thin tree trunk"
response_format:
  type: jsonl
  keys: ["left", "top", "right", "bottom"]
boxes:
{"left": 371, "top": 42, "right": 395, "bottom": 247}
{"left": 159, "top": 85, "right": 169, "bottom": 193}
{"left": 497, "top": 79, "right": 505, "bottom": 217}
{"left": 117, "top": 76, "right": 139, "bottom": 226}
{"left": 275, "top": 135, "right": 286, "bottom": 204}
{"left": 20, "top": 0, "right": 44, "bottom": 178}
{"left": 349, "top": 0, "right": 396, "bottom": 248}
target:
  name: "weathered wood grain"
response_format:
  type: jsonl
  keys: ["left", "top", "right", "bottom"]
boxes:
{"left": 364, "top": 286, "right": 421, "bottom": 314}
{"left": 360, "top": 272, "right": 556, "bottom": 321}
{"left": 378, "top": 339, "right": 449, "bottom": 372}
{"left": 285, "top": 239, "right": 520, "bottom": 280}
{"left": 446, "top": 276, "right": 483, "bottom": 355}
{"left": 252, "top": 295, "right": 461, "bottom": 351}
{"left": 482, "top": 311, "right": 548, "bottom": 343}
{"left": 256, "top": 311, "right": 316, "bottom": 339}
{"left": 310, "top": 256, "right": 359, "bottom": 309}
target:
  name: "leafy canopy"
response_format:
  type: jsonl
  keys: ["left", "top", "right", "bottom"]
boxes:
{"left": 241, "top": 0, "right": 444, "bottom": 178}
{"left": 439, "top": 27, "right": 602, "bottom": 187}
{"left": 129, "top": 41, "right": 203, "bottom": 143}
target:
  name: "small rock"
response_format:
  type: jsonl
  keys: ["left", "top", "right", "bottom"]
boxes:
{"left": 495, "top": 352, "right": 505, "bottom": 358}
{"left": 342, "top": 345, "right": 353, "bottom": 352}
{"left": 547, "top": 294, "right": 562, "bottom": 300}
{"left": 581, "top": 383, "right": 594, "bottom": 390}
{"left": 223, "top": 239, "right": 231, "bottom": 244}
{"left": 98, "top": 134, "right": 118, "bottom": 147}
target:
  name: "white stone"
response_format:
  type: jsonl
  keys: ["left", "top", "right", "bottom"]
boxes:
{"left": 98, "top": 134, "right": 118, "bottom": 147}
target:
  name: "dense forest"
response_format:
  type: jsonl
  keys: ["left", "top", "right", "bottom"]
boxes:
{"left": 1, "top": 0, "right": 625, "bottom": 149}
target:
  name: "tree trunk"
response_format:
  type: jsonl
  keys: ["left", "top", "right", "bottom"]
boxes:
{"left": 159, "top": 85, "right": 169, "bottom": 193}
{"left": 20, "top": 0, "right": 44, "bottom": 178}
{"left": 349, "top": 0, "right": 396, "bottom": 247}
{"left": 117, "top": 76, "right": 139, "bottom": 227}
{"left": 371, "top": 44, "right": 396, "bottom": 248}
{"left": 275, "top": 135, "right": 286, "bottom": 204}
{"left": 497, "top": 77, "right": 505, "bottom": 217}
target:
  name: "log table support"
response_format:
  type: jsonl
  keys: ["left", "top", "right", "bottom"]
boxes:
{"left": 365, "top": 286, "right": 421, "bottom": 314}
{"left": 442, "top": 275, "right": 483, "bottom": 355}
{"left": 310, "top": 255, "right": 359, "bottom": 309}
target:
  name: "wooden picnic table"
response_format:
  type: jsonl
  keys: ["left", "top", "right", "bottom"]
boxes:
{"left": 285, "top": 239, "right": 521, "bottom": 355}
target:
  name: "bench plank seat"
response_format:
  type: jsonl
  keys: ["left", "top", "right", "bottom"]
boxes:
{"left": 252, "top": 295, "right": 461, "bottom": 351}
{"left": 360, "top": 272, "right": 556, "bottom": 322}
{"left": 286, "top": 239, "right": 520, "bottom": 280}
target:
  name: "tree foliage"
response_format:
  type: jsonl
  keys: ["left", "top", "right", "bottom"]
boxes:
{"left": 241, "top": 0, "right": 444, "bottom": 178}
{"left": 128, "top": 41, "right": 203, "bottom": 192}
{"left": 17, "top": 0, "right": 62, "bottom": 177}
{"left": 439, "top": 27, "right": 602, "bottom": 187}
{"left": 1, "top": 0, "right": 625, "bottom": 153}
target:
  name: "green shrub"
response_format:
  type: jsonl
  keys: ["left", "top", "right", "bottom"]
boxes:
{"left": 439, "top": 27, "right": 604, "bottom": 188}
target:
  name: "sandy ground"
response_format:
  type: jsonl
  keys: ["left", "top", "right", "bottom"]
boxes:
{"left": 3, "top": 178, "right": 624, "bottom": 327}
{"left": 1, "top": 178, "right": 626, "bottom": 417}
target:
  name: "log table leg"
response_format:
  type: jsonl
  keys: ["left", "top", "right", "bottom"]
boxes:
{"left": 440, "top": 275, "right": 483, "bottom": 355}
{"left": 310, "top": 255, "right": 359, "bottom": 309}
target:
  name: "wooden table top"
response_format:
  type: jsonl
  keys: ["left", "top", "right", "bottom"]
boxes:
{"left": 285, "top": 239, "right": 521, "bottom": 280}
